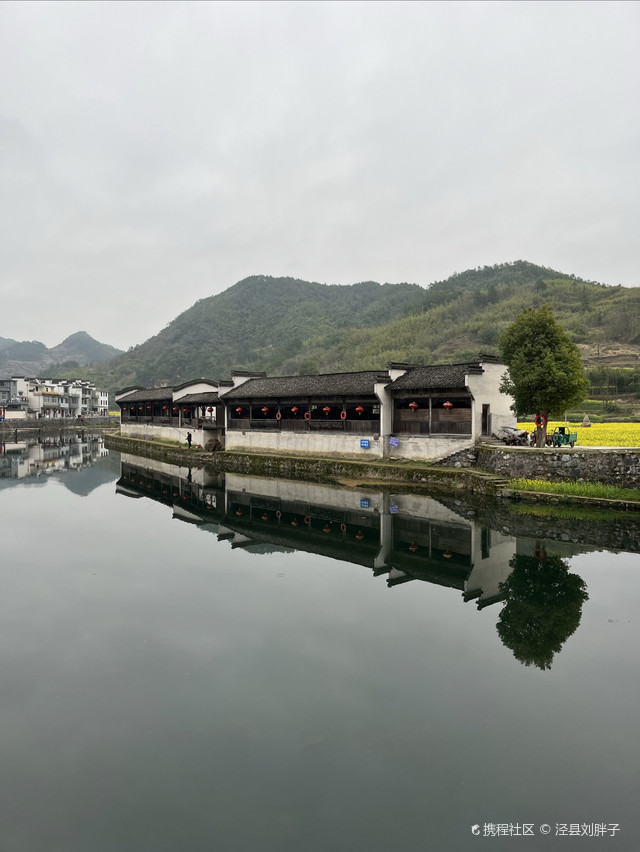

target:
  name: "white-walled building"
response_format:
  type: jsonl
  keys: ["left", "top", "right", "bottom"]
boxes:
{"left": 221, "top": 357, "right": 514, "bottom": 461}
{"left": 0, "top": 377, "right": 109, "bottom": 419}
{"left": 116, "top": 358, "right": 515, "bottom": 461}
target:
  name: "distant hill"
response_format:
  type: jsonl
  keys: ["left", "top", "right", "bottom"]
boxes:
{"left": 56, "top": 262, "right": 640, "bottom": 396}
{"left": 0, "top": 331, "right": 123, "bottom": 376}
{"left": 48, "top": 331, "right": 122, "bottom": 366}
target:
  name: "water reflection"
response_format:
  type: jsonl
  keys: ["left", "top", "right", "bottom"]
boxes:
{"left": 115, "top": 454, "right": 613, "bottom": 670}
{"left": 497, "top": 553, "right": 589, "bottom": 670}
{"left": 0, "top": 433, "right": 118, "bottom": 493}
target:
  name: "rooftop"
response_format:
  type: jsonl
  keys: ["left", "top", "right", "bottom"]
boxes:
{"left": 223, "top": 370, "right": 389, "bottom": 400}
{"left": 388, "top": 362, "right": 485, "bottom": 392}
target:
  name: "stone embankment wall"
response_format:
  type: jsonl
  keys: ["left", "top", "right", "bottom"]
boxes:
{"left": 422, "top": 444, "right": 640, "bottom": 489}
{"left": 105, "top": 433, "right": 503, "bottom": 497}
{"left": 0, "top": 417, "right": 118, "bottom": 436}
{"left": 475, "top": 447, "right": 639, "bottom": 489}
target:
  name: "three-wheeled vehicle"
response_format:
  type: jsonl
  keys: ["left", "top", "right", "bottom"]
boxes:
{"left": 551, "top": 426, "right": 578, "bottom": 448}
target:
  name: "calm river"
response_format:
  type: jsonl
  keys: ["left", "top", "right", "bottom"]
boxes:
{"left": 0, "top": 439, "right": 638, "bottom": 851}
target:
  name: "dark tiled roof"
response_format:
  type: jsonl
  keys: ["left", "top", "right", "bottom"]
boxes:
{"left": 388, "top": 363, "right": 483, "bottom": 392}
{"left": 176, "top": 392, "right": 220, "bottom": 404}
{"left": 117, "top": 387, "right": 174, "bottom": 403}
{"left": 222, "top": 371, "right": 388, "bottom": 400}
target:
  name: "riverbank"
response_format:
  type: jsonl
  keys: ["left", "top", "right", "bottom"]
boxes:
{"left": 104, "top": 433, "right": 640, "bottom": 512}
{"left": 0, "top": 417, "right": 119, "bottom": 436}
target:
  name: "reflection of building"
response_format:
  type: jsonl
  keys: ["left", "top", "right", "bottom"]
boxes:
{"left": 115, "top": 459, "right": 520, "bottom": 608}
{"left": 0, "top": 434, "right": 108, "bottom": 480}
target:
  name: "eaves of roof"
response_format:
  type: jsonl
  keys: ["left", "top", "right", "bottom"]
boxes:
{"left": 222, "top": 371, "right": 389, "bottom": 400}
{"left": 116, "top": 387, "right": 174, "bottom": 403}
{"left": 388, "top": 363, "right": 482, "bottom": 392}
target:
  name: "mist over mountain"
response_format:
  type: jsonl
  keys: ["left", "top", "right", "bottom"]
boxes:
{"left": 47, "top": 262, "right": 640, "bottom": 395}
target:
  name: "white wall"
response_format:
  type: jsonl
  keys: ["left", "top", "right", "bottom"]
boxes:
{"left": 173, "top": 381, "right": 218, "bottom": 401}
{"left": 121, "top": 423, "right": 207, "bottom": 446}
{"left": 224, "top": 429, "right": 385, "bottom": 459}
{"left": 467, "top": 362, "right": 515, "bottom": 436}
{"left": 391, "top": 434, "right": 474, "bottom": 461}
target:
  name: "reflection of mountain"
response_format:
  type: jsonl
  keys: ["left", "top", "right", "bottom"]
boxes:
{"left": 54, "top": 451, "right": 121, "bottom": 496}
{"left": 0, "top": 435, "right": 117, "bottom": 494}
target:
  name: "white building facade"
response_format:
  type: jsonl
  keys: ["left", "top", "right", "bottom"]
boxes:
{"left": 0, "top": 377, "right": 109, "bottom": 420}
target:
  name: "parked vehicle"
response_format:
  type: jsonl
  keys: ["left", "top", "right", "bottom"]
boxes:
{"left": 495, "top": 425, "right": 529, "bottom": 446}
{"left": 530, "top": 430, "right": 553, "bottom": 446}
{"left": 551, "top": 426, "right": 578, "bottom": 448}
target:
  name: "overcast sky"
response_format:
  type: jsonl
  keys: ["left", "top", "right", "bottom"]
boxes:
{"left": 1, "top": 1, "right": 638, "bottom": 350}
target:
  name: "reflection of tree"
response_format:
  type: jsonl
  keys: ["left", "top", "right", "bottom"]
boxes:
{"left": 497, "top": 553, "right": 589, "bottom": 670}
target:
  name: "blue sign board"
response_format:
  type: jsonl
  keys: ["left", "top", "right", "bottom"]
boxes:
{"left": 360, "top": 498, "right": 370, "bottom": 509}
{"left": 389, "top": 436, "right": 400, "bottom": 447}
{"left": 389, "top": 504, "right": 400, "bottom": 515}
{"left": 360, "top": 439, "right": 370, "bottom": 449}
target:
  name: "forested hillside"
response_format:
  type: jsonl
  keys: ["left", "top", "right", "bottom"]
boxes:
{"left": 60, "top": 262, "right": 640, "bottom": 397}
{"left": 0, "top": 331, "right": 123, "bottom": 375}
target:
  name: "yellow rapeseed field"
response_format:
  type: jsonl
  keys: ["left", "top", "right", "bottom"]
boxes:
{"left": 517, "top": 421, "right": 640, "bottom": 447}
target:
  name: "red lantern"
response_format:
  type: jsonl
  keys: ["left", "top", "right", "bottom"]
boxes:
{"left": 262, "top": 406, "right": 269, "bottom": 414}
{"left": 172, "top": 406, "right": 178, "bottom": 412}
{"left": 207, "top": 406, "right": 213, "bottom": 412}
{"left": 291, "top": 406, "right": 299, "bottom": 415}
{"left": 443, "top": 549, "right": 452, "bottom": 558}
{"left": 235, "top": 407, "right": 243, "bottom": 415}
{"left": 409, "top": 401, "right": 418, "bottom": 412}
{"left": 409, "top": 542, "right": 418, "bottom": 552}
{"left": 323, "top": 406, "right": 331, "bottom": 415}
{"left": 147, "top": 405, "right": 151, "bottom": 410}
{"left": 443, "top": 401, "right": 453, "bottom": 410}
{"left": 355, "top": 530, "right": 364, "bottom": 540}
{"left": 183, "top": 408, "right": 189, "bottom": 414}
{"left": 261, "top": 513, "right": 269, "bottom": 521}
{"left": 162, "top": 405, "right": 168, "bottom": 411}
{"left": 355, "top": 405, "right": 364, "bottom": 415}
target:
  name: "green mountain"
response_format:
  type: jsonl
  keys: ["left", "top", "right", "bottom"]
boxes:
{"left": 64, "top": 262, "right": 640, "bottom": 397}
{"left": 48, "top": 331, "right": 122, "bottom": 366}
{"left": 0, "top": 331, "right": 123, "bottom": 375}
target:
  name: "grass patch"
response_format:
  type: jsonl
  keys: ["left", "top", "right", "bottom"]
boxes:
{"left": 506, "top": 502, "right": 633, "bottom": 522}
{"left": 510, "top": 478, "right": 640, "bottom": 503}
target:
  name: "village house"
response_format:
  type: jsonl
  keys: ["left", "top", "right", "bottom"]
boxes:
{"left": 116, "top": 357, "right": 514, "bottom": 461}
{"left": 0, "top": 377, "right": 109, "bottom": 420}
